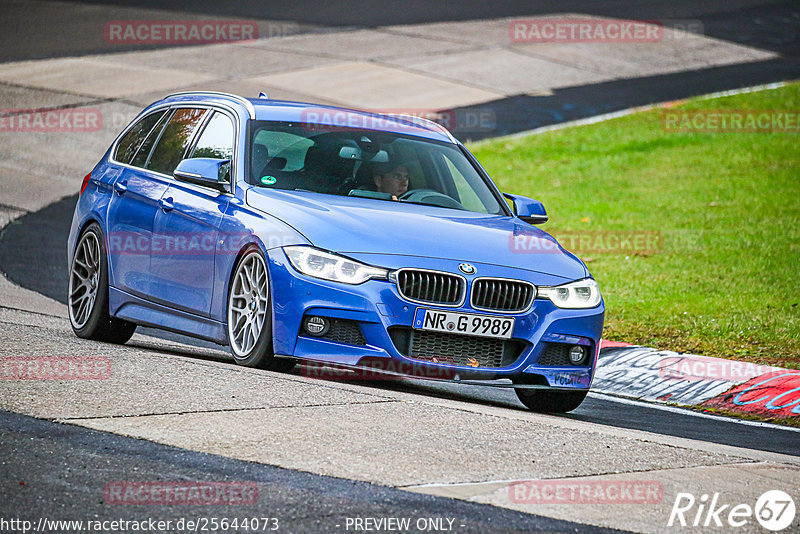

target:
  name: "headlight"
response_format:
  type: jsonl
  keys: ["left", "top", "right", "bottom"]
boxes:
{"left": 283, "top": 246, "right": 388, "bottom": 285}
{"left": 537, "top": 278, "right": 601, "bottom": 309}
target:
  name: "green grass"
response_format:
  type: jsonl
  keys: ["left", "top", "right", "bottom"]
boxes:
{"left": 469, "top": 83, "right": 800, "bottom": 368}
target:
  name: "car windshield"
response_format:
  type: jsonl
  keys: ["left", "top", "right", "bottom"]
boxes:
{"left": 248, "top": 120, "right": 505, "bottom": 215}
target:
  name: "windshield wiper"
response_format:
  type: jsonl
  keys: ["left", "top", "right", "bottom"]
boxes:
{"left": 347, "top": 189, "right": 394, "bottom": 200}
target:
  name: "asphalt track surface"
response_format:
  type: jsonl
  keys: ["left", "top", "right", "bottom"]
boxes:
{"left": 0, "top": 195, "right": 798, "bottom": 457}
{"left": 2, "top": 1, "right": 799, "bottom": 139}
{"left": 5, "top": 1, "right": 799, "bottom": 59}
{"left": 1, "top": 410, "right": 621, "bottom": 533}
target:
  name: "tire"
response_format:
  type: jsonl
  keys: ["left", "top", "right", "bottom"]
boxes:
{"left": 515, "top": 388, "right": 588, "bottom": 413}
{"left": 68, "top": 222, "right": 136, "bottom": 344}
{"left": 227, "top": 248, "right": 295, "bottom": 372}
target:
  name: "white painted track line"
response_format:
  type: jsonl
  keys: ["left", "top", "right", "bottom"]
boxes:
{"left": 588, "top": 391, "right": 800, "bottom": 433}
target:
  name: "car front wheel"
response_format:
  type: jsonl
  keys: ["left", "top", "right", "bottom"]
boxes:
{"left": 68, "top": 222, "right": 136, "bottom": 343}
{"left": 227, "top": 248, "right": 295, "bottom": 372}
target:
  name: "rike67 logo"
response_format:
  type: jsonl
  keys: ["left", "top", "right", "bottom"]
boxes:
{"left": 668, "top": 490, "right": 796, "bottom": 531}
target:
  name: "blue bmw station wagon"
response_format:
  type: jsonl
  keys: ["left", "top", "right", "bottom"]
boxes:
{"left": 68, "top": 91, "right": 604, "bottom": 412}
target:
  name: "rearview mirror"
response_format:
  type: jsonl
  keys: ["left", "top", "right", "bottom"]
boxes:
{"left": 339, "top": 146, "right": 389, "bottom": 162}
{"left": 503, "top": 193, "right": 548, "bottom": 224}
{"left": 174, "top": 158, "right": 231, "bottom": 193}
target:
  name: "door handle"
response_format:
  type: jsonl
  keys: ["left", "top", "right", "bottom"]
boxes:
{"left": 113, "top": 180, "right": 128, "bottom": 194}
{"left": 159, "top": 197, "right": 174, "bottom": 212}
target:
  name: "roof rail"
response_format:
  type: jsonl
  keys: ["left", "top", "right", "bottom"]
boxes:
{"left": 390, "top": 113, "right": 457, "bottom": 143}
{"left": 166, "top": 91, "right": 256, "bottom": 119}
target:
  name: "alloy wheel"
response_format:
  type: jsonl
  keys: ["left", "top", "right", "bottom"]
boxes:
{"left": 228, "top": 251, "right": 269, "bottom": 357}
{"left": 69, "top": 230, "right": 101, "bottom": 328}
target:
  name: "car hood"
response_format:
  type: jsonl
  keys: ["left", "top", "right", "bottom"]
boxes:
{"left": 246, "top": 188, "right": 587, "bottom": 280}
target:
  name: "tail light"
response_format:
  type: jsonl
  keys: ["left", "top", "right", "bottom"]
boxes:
{"left": 79, "top": 172, "right": 91, "bottom": 196}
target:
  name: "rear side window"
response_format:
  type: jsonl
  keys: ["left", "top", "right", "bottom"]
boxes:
{"left": 131, "top": 111, "right": 171, "bottom": 168}
{"left": 145, "top": 108, "right": 207, "bottom": 175}
{"left": 114, "top": 110, "right": 167, "bottom": 164}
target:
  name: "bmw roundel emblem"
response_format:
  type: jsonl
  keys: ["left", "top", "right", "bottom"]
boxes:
{"left": 458, "top": 263, "right": 476, "bottom": 275}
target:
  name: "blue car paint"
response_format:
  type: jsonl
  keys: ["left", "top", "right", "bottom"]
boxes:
{"left": 173, "top": 157, "right": 230, "bottom": 181}
{"left": 68, "top": 93, "right": 604, "bottom": 391}
{"left": 245, "top": 188, "right": 588, "bottom": 280}
{"left": 149, "top": 179, "right": 224, "bottom": 316}
{"left": 267, "top": 246, "right": 604, "bottom": 383}
{"left": 106, "top": 164, "right": 171, "bottom": 300}
{"left": 109, "top": 286, "right": 228, "bottom": 343}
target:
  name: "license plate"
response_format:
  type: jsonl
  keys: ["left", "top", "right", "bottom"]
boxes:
{"left": 413, "top": 309, "right": 515, "bottom": 339}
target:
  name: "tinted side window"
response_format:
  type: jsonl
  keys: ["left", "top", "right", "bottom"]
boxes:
{"left": 114, "top": 110, "right": 166, "bottom": 164}
{"left": 131, "top": 110, "right": 171, "bottom": 169}
{"left": 190, "top": 112, "right": 234, "bottom": 181}
{"left": 146, "top": 108, "right": 207, "bottom": 175}
{"left": 435, "top": 151, "right": 501, "bottom": 215}
{"left": 443, "top": 154, "right": 484, "bottom": 212}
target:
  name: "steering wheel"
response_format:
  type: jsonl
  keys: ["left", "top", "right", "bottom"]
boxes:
{"left": 399, "top": 189, "right": 466, "bottom": 210}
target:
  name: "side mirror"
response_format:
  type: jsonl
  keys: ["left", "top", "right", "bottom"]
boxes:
{"left": 503, "top": 193, "right": 548, "bottom": 225}
{"left": 174, "top": 158, "right": 231, "bottom": 193}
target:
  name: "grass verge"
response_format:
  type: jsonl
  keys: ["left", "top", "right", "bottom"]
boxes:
{"left": 469, "top": 82, "right": 800, "bottom": 368}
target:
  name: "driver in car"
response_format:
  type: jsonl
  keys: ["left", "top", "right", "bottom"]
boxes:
{"left": 373, "top": 163, "right": 410, "bottom": 200}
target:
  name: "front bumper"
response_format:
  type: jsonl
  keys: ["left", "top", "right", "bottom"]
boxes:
{"left": 267, "top": 250, "right": 604, "bottom": 390}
